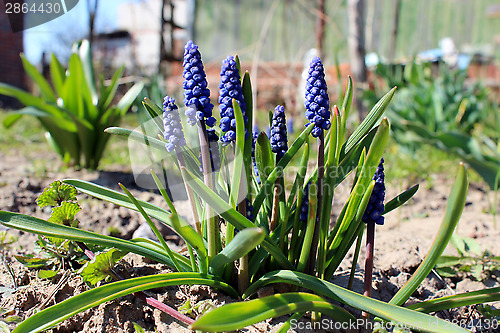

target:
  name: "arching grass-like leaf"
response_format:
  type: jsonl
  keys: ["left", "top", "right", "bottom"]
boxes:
{"left": 13, "top": 273, "right": 237, "bottom": 333}
{"left": 209, "top": 228, "right": 265, "bottom": 275}
{"left": 0, "top": 211, "right": 190, "bottom": 270}
{"left": 253, "top": 124, "right": 314, "bottom": 214}
{"left": 407, "top": 287, "right": 500, "bottom": 313}
{"left": 243, "top": 270, "right": 467, "bottom": 333}
{"left": 191, "top": 292, "right": 354, "bottom": 332}
{"left": 180, "top": 168, "right": 294, "bottom": 270}
{"left": 390, "top": 163, "right": 468, "bottom": 306}
{"left": 62, "top": 179, "right": 206, "bottom": 260}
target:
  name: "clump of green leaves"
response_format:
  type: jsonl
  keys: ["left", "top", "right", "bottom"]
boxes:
{"left": 0, "top": 40, "right": 144, "bottom": 169}
{"left": 365, "top": 61, "right": 500, "bottom": 189}
{"left": 0, "top": 43, "right": 489, "bottom": 333}
{"left": 435, "top": 234, "right": 500, "bottom": 281}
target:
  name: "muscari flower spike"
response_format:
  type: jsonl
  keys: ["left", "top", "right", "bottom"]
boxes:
{"left": 219, "top": 55, "right": 248, "bottom": 144}
{"left": 304, "top": 57, "right": 331, "bottom": 138}
{"left": 362, "top": 158, "right": 386, "bottom": 225}
{"left": 300, "top": 181, "right": 311, "bottom": 223}
{"left": 163, "top": 96, "right": 186, "bottom": 152}
{"left": 270, "top": 105, "right": 288, "bottom": 160}
{"left": 182, "top": 41, "right": 216, "bottom": 127}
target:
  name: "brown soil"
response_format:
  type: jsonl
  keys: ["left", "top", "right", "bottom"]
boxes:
{"left": 0, "top": 149, "right": 499, "bottom": 332}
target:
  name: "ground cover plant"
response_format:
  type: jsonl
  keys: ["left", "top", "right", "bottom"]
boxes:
{"left": 365, "top": 61, "right": 500, "bottom": 190}
{"left": 0, "top": 41, "right": 498, "bottom": 333}
{"left": 0, "top": 40, "right": 144, "bottom": 170}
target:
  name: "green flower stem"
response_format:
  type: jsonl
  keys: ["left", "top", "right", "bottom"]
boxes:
{"left": 197, "top": 119, "right": 218, "bottom": 260}
{"left": 288, "top": 142, "right": 309, "bottom": 263}
{"left": 174, "top": 149, "right": 201, "bottom": 234}
{"left": 362, "top": 220, "right": 375, "bottom": 319}
{"left": 308, "top": 131, "right": 325, "bottom": 275}
{"left": 269, "top": 178, "right": 281, "bottom": 232}
{"left": 348, "top": 223, "right": 364, "bottom": 290}
{"left": 297, "top": 191, "right": 318, "bottom": 273}
{"left": 238, "top": 200, "right": 249, "bottom": 294}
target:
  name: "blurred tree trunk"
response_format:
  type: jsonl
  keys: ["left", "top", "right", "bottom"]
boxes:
{"left": 388, "top": 0, "right": 401, "bottom": 62}
{"left": 347, "top": 0, "right": 367, "bottom": 121}
{"left": 316, "top": 0, "right": 326, "bottom": 59}
{"left": 87, "top": 0, "right": 98, "bottom": 49}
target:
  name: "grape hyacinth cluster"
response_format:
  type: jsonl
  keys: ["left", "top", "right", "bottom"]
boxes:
{"left": 162, "top": 96, "right": 186, "bottom": 152}
{"left": 304, "top": 57, "right": 331, "bottom": 138}
{"left": 182, "top": 41, "right": 216, "bottom": 127}
{"left": 219, "top": 55, "right": 248, "bottom": 144}
{"left": 362, "top": 158, "right": 386, "bottom": 225}
{"left": 199, "top": 129, "right": 220, "bottom": 172}
{"left": 270, "top": 105, "right": 288, "bottom": 160}
{"left": 299, "top": 181, "right": 311, "bottom": 223}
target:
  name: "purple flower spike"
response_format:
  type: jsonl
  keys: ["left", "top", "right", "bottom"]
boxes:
{"left": 304, "top": 57, "right": 330, "bottom": 137}
{"left": 163, "top": 96, "right": 186, "bottom": 152}
{"left": 270, "top": 105, "right": 288, "bottom": 160}
{"left": 362, "top": 158, "right": 386, "bottom": 225}
{"left": 182, "top": 41, "right": 216, "bottom": 127}
{"left": 218, "top": 55, "right": 247, "bottom": 144}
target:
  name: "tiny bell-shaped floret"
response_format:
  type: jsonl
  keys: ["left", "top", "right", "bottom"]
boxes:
{"left": 362, "top": 158, "right": 386, "bottom": 225}
{"left": 218, "top": 55, "right": 247, "bottom": 144}
{"left": 163, "top": 96, "right": 186, "bottom": 152}
{"left": 304, "top": 57, "right": 330, "bottom": 138}
{"left": 270, "top": 105, "right": 288, "bottom": 160}
{"left": 182, "top": 41, "right": 216, "bottom": 127}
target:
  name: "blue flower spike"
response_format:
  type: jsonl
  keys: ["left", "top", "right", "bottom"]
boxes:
{"left": 363, "top": 158, "right": 386, "bottom": 225}
{"left": 304, "top": 57, "right": 330, "bottom": 138}
{"left": 270, "top": 105, "right": 288, "bottom": 160}
{"left": 219, "top": 55, "right": 248, "bottom": 144}
{"left": 182, "top": 41, "right": 216, "bottom": 127}
{"left": 162, "top": 96, "right": 186, "bottom": 152}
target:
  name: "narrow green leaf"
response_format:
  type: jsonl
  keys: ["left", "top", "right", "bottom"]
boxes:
{"left": 99, "top": 67, "right": 124, "bottom": 111}
{"left": 230, "top": 99, "right": 246, "bottom": 207}
{"left": 20, "top": 54, "right": 56, "bottom": 102}
{"left": 118, "top": 183, "right": 186, "bottom": 273}
{"left": 191, "top": 292, "right": 354, "bottom": 332}
{"left": 104, "top": 127, "right": 166, "bottom": 151}
{"left": 243, "top": 271, "right": 467, "bottom": 333}
{"left": 0, "top": 211, "right": 188, "bottom": 270}
{"left": 209, "top": 228, "right": 265, "bottom": 274}
{"left": 180, "top": 169, "right": 294, "bottom": 270}
{"left": 76, "top": 40, "right": 97, "bottom": 103}
{"left": 117, "top": 82, "right": 145, "bottom": 115}
{"left": 253, "top": 124, "right": 314, "bottom": 214}
{"left": 63, "top": 179, "right": 206, "bottom": 259}
{"left": 13, "top": 273, "right": 237, "bottom": 333}
{"left": 344, "top": 87, "right": 396, "bottom": 153}
{"left": 49, "top": 53, "right": 66, "bottom": 96}
{"left": 407, "top": 287, "right": 500, "bottom": 313}
{"left": 390, "top": 163, "right": 468, "bottom": 306}
{"left": 255, "top": 132, "right": 274, "bottom": 180}
{"left": 38, "top": 270, "right": 58, "bottom": 280}
{"left": 383, "top": 184, "right": 419, "bottom": 215}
